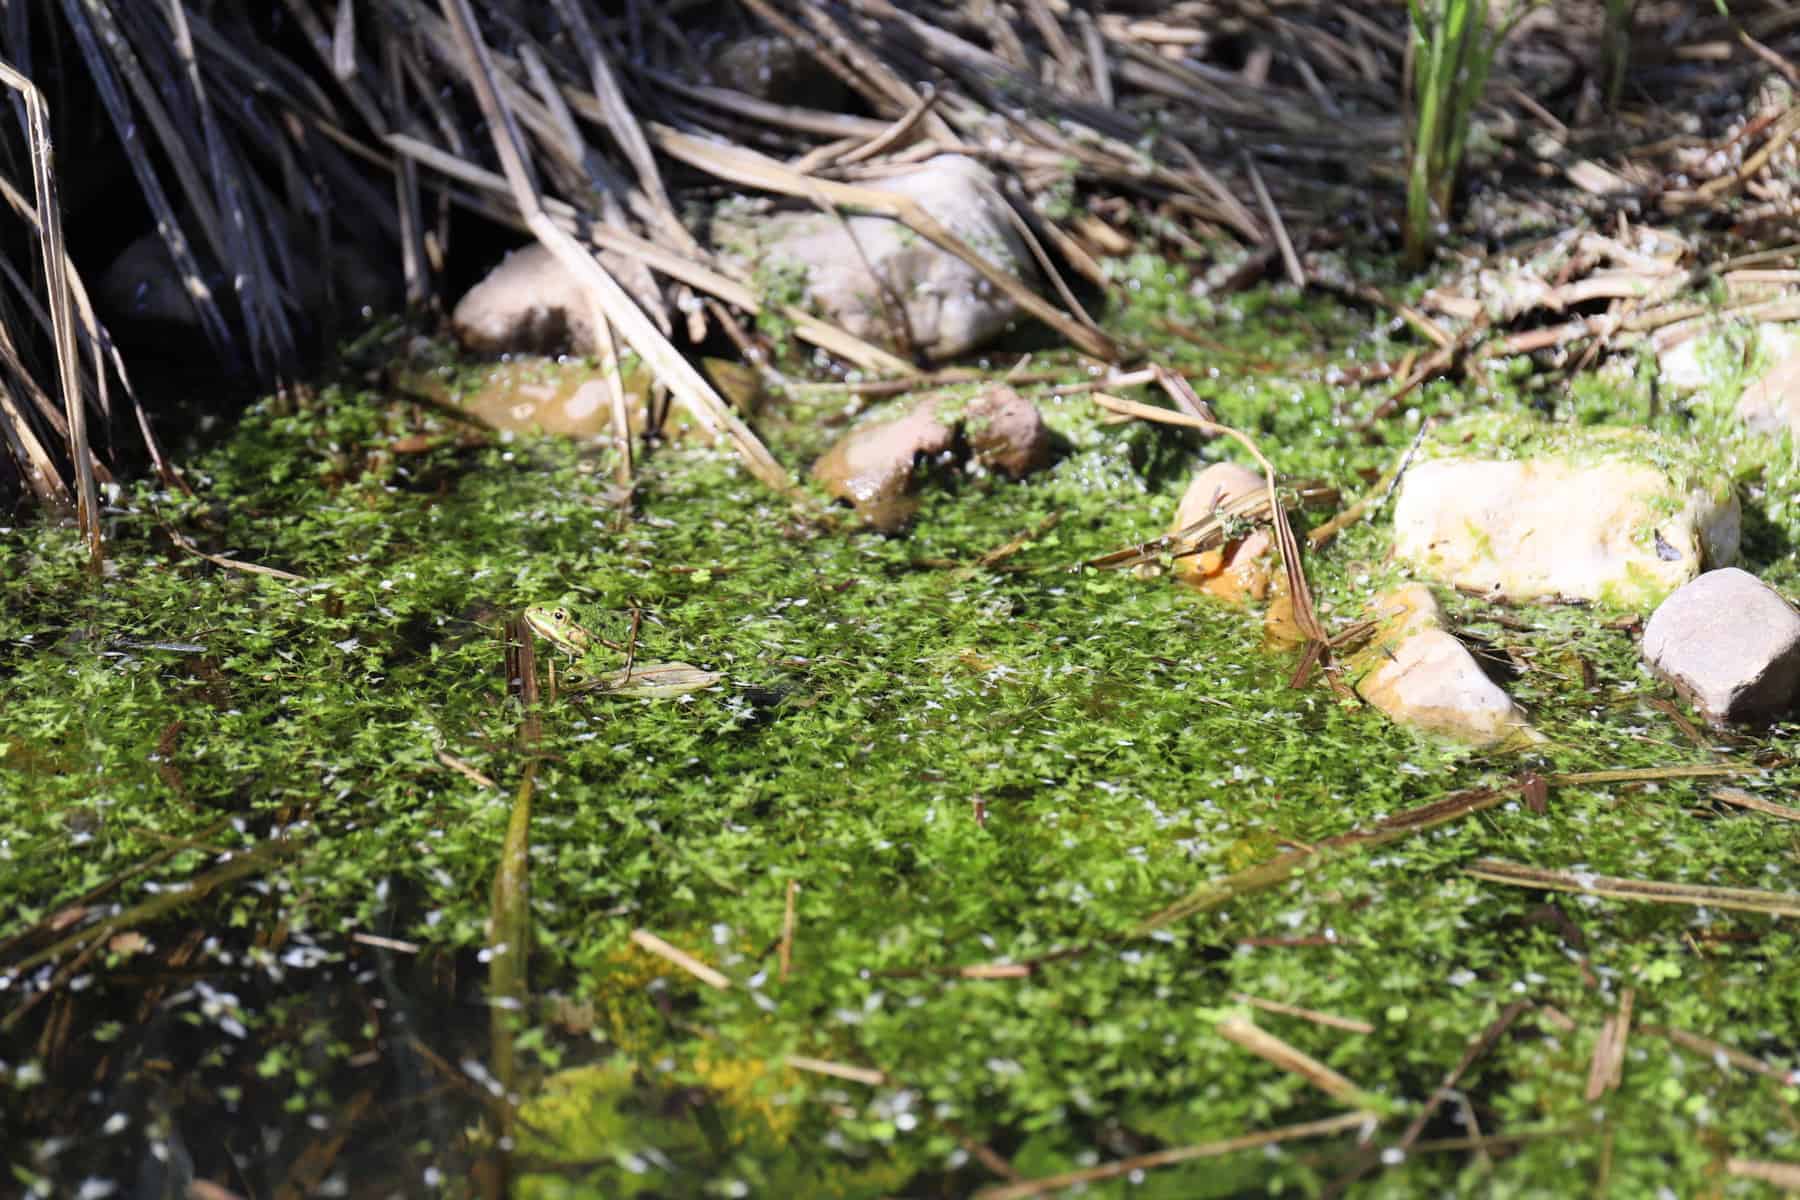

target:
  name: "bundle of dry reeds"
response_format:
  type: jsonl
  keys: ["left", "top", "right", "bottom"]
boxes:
{"left": 3, "top": 0, "right": 1797, "bottom": 557}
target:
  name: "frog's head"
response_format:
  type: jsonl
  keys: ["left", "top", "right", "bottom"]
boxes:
{"left": 523, "top": 605, "right": 591, "bottom": 657}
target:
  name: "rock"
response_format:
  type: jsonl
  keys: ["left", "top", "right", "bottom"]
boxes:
{"left": 711, "top": 35, "right": 846, "bottom": 108}
{"left": 451, "top": 243, "right": 661, "bottom": 357}
{"left": 1349, "top": 584, "right": 1540, "bottom": 748}
{"left": 1659, "top": 321, "right": 1800, "bottom": 395}
{"left": 1734, "top": 345, "right": 1800, "bottom": 436}
{"left": 1168, "top": 462, "right": 1275, "bottom": 603}
{"left": 1642, "top": 568, "right": 1800, "bottom": 725}
{"left": 961, "top": 386, "right": 1051, "bottom": 477}
{"left": 1392, "top": 421, "right": 1738, "bottom": 610}
{"left": 392, "top": 357, "right": 679, "bottom": 440}
{"left": 810, "top": 386, "right": 1052, "bottom": 530}
{"left": 710, "top": 157, "right": 1036, "bottom": 362}
{"left": 810, "top": 400, "right": 955, "bottom": 532}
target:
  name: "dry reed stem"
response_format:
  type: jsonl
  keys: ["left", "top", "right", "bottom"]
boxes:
{"left": 1466, "top": 860, "right": 1800, "bottom": 918}
{"left": 0, "top": 62, "right": 96, "bottom": 557}
{"left": 1711, "top": 786, "right": 1800, "bottom": 822}
{"left": 1231, "top": 993, "right": 1376, "bottom": 1035}
{"left": 1218, "top": 1015, "right": 1368, "bottom": 1103}
{"left": 974, "top": 1112, "right": 1372, "bottom": 1200}
{"left": 630, "top": 929, "right": 731, "bottom": 991}
{"left": 779, "top": 878, "right": 798, "bottom": 982}
{"left": 786, "top": 1054, "right": 886, "bottom": 1085}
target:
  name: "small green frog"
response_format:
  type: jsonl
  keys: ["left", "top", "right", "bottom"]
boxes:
{"left": 520, "top": 604, "right": 722, "bottom": 699}
{"left": 522, "top": 604, "right": 596, "bottom": 660}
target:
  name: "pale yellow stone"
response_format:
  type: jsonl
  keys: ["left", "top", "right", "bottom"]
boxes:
{"left": 1392, "top": 458, "right": 1738, "bottom": 610}
{"left": 1350, "top": 584, "right": 1541, "bottom": 749}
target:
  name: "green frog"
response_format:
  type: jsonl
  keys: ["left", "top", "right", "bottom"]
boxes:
{"left": 522, "top": 604, "right": 599, "bottom": 660}
{"left": 520, "top": 604, "right": 721, "bottom": 699}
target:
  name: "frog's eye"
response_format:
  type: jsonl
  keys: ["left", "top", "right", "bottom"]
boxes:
{"left": 553, "top": 608, "right": 567, "bottom": 622}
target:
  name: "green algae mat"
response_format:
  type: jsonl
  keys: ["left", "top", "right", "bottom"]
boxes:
{"left": 5, "top": 282, "right": 1800, "bottom": 1197}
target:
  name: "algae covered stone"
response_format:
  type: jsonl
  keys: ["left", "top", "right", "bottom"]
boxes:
{"left": 1392, "top": 415, "right": 1738, "bottom": 610}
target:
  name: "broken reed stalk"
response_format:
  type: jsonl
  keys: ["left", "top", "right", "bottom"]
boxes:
{"left": 0, "top": 61, "right": 98, "bottom": 565}
{"left": 1091, "top": 384, "right": 1326, "bottom": 646}
{"left": 973, "top": 1112, "right": 1372, "bottom": 1200}
{"left": 787, "top": 1054, "right": 887, "bottom": 1086}
{"left": 1231, "top": 992, "right": 1375, "bottom": 1035}
{"left": 489, "top": 617, "right": 539, "bottom": 1146}
{"left": 1643, "top": 1022, "right": 1800, "bottom": 1083}
{"left": 1465, "top": 859, "right": 1800, "bottom": 918}
{"left": 629, "top": 929, "right": 732, "bottom": 990}
{"left": 1712, "top": 786, "right": 1800, "bottom": 822}
{"left": 1583, "top": 987, "right": 1635, "bottom": 1101}
{"left": 1217, "top": 1015, "right": 1372, "bottom": 1105}
{"left": 436, "top": 0, "right": 795, "bottom": 498}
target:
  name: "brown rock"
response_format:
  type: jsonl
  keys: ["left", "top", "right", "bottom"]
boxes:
{"left": 810, "top": 387, "right": 1053, "bottom": 531}
{"left": 810, "top": 402, "right": 956, "bottom": 532}
{"left": 392, "top": 357, "right": 675, "bottom": 440}
{"left": 1642, "top": 567, "right": 1800, "bottom": 725}
{"left": 962, "top": 386, "right": 1051, "bottom": 477}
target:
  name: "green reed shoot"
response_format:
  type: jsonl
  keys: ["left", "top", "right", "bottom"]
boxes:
{"left": 1602, "top": 0, "right": 1638, "bottom": 110}
{"left": 1404, "top": 0, "right": 1505, "bottom": 267}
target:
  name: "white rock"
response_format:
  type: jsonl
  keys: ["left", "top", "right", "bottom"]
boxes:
{"left": 1393, "top": 451, "right": 1738, "bottom": 610}
{"left": 1350, "top": 584, "right": 1539, "bottom": 748}
{"left": 1642, "top": 567, "right": 1800, "bottom": 725}
{"left": 710, "top": 157, "right": 1036, "bottom": 362}
{"left": 1735, "top": 345, "right": 1800, "bottom": 436}
{"left": 1659, "top": 321, "right": 1800, "bottom": 395}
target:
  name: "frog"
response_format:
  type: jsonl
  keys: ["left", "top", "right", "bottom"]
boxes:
{"left": 522, "top": 604, "right": 597, "bottom": 661}
{"left": 520, "top": 604, "right": 722, "bottom": 699}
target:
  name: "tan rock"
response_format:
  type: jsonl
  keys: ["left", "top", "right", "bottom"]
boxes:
{"left": 1349, "top": 584, "right": 1540, "bottom": 748}
{"left": 451, "top": 243, "right": 662, "bottom": 357}
{"left": 392, "top": 357, "right": 674, "bottom": 440}
{"left": 1735, "top": 345, "right": 1800, "bottom": 437}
